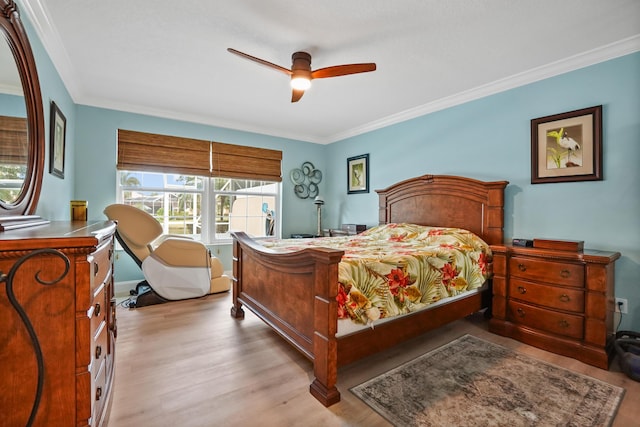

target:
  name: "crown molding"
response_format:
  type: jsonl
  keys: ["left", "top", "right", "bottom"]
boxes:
{"left": 18, "top": 0, "right": 640, "bottom": 145}
{"left": 20, "top": 0, "right": 83, "bottom": 98}
{"left": 0, "top": 83, "right": 23, "bottom": 96}
{"left": 75, "top": 94, "right": 324, "bottom": 144}
{"left": 326, "top": 35, "right": 640, "bottom": 144}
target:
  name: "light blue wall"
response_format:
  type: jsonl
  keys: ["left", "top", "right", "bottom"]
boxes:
{"left": 17, "top": 0, "right": 326, "bottom": 280}
{"left": 17, "top": 2, "right": 76, "bottom": 221}
{"left": 325, "top": 52, "right": 640, "bottom": 331}
{"left": 73, "top": 105, "right": 325, "bottom": 231}
{"left": 0, "top": 93, "right": 27, "bottom": 116}
{"left": 15, "top": 1, "right": 640, "bottom": 330}
{"left": 73, "top": 106, "right": 325, "bottom": 279}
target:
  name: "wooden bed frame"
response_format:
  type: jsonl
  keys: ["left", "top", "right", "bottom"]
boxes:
{"left": 231, "top": 174, "right": 508, "bottom": 406}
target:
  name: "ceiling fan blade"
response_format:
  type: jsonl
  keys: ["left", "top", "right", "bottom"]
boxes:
{"left": 291, "top": 89, "right": 305, "bottom": 103}
{"left": 227, "top": 48, "right": 292, "bottom": 75}
{"left": 311, "top": 63, "right": 376, "bottom": 79}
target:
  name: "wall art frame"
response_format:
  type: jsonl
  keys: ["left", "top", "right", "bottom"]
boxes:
{"left": 49, "top": 101, "right": 66, "bottom": 179}
{"left": 531, "top": 105, "right": 602, "bottom": 184}
{"left": 347, "top": 153, "right": 369, "bottom": 194}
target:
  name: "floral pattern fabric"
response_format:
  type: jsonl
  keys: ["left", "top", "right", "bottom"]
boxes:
{"left": 261, "top": 223, "right": 492, "bottom": 326}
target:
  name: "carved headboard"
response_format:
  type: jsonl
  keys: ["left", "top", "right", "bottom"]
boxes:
{"left": 376, "top": 174, "right": 508, "bottom": 245}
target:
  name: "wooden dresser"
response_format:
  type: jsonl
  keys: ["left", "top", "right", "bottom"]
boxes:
{"left": 0, "top": 221, "right": 117, "bottom": 427}
{"left": 489, "top": 244, "right": 620, "bottom": 369}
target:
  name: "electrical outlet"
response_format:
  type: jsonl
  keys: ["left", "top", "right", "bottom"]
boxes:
{"left": 615, "top": 298, "right": 628, "bottom": 314}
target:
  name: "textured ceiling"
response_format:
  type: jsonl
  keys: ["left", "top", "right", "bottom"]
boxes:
{"left": 17, "top": 0, "right": 640, "bottom": 143}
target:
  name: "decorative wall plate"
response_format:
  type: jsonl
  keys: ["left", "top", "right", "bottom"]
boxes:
{"left": 290, "top": 162, "right": 322, "bottom": 199}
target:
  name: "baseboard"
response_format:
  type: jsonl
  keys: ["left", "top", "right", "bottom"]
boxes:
{"left": 114, "top": 280, "right": 140, "bottom": 298}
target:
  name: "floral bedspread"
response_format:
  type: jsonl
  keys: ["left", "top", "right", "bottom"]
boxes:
{"left": 260, "top": 223, "right": 492, "bottom": 326}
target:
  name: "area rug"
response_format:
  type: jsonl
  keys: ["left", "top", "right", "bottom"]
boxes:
{"left": 351, "top": 334, "right": 624, "bottom": 427}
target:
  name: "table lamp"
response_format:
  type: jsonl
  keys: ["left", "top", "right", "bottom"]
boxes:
{"left": 314, "top": 196, "right": 324, "bottom": 237}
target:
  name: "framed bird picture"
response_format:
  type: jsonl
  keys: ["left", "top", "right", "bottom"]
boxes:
{"left": 531, "top": 105, "right": 602, "bottom": 184}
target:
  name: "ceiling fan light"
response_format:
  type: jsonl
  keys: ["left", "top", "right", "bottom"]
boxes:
{"left": 291, "top": 76, "right": 311, "bottom": 90}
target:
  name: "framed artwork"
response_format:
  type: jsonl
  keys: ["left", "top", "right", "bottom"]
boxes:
{"left": 531, "top": 105, "right": 602, "bottom": 184}
{"left": 49, "top": 101, "right": 66, "bottom": 179}
{"left": 347, "top": 153, "right": 369, "bottom": 194}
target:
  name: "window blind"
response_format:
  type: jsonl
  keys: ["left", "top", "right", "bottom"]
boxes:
{"left": 117, "top": 129, "right": 282, "bottom": 182}
{"left": 0, "top": 116, "right": 28, "bottom": 165}
{"left": 211, "top": 141, "right": 282, "bottom": 181}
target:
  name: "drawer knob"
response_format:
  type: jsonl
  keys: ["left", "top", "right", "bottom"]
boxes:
{"left": 517, "top": 264, "right": 527, "bottom": 272}
{"left": 95, "top": 345, "right": 102, "bottom": 359}
{"left": 517, "top": 286, "right": 527, "bottom": 294}
{"left": 94, "top": 262, "right": 99, "bottom": 276}
{"left": 516, "top": 307, "right": 526, "bottom": 317}
{"left": 560, "top": 269, "right": 571, "bottom": 278}
{"left": 559, "top": 294, "right": 571, "bottom": 302}
{"left": 558, "top": 319, "right": 570, "bottom": 328}
{"left": 94, "top": 303, "right": 101, "bottom": 317}
{"left": 96, "top": 386, "right": 102, "bottom": 401}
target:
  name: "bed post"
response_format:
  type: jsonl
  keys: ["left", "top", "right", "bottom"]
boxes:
{"left": 484, "top": 181, "right": 507, "bottom": 245}
{"left": 309, "top": 250, "right": 341, "bottom": 406}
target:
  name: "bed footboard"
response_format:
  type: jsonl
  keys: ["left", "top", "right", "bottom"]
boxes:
{"left": 231, "top": 232, "right": 344, "bottom": 406}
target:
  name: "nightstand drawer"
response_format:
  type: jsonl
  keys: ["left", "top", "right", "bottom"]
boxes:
{"left": 508, "top": 300, "right": 583, "bottom": 339}
{"left": 509, "top": 256, "right": 583, "bottom": 287}
{"left": 509, "top": 279, "right": 584, "bottom": 313}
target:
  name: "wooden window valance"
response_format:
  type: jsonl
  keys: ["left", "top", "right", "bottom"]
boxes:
{"left": 0, "top": 116, "right": 28, "bottom": 165}
{"left": 117, "top": 129, "right": 282, "bottom": 182}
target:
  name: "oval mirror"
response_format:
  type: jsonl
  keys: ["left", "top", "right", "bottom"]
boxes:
{"left": 0, "top": 0, "right": 45, "bottom": 224}
{"left": 0, "top": 36, "right": 27, "bottom": 204}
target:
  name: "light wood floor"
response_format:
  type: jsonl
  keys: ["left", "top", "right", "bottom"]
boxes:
{"left": 108, "top": 292, "right": 640, "bottom": 427}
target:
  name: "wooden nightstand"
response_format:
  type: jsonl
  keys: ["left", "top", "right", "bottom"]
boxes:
{"left": 325, "top": 224, "right": 366, "bottom": 237}
{"left": 291, "top": 233, "right": 316, "bottom": 238}
{"left": 341, "top": 224, "right": 366, "bottom": 235}
{"left": 489, "top": 244, "right": 621, "bottom": 369}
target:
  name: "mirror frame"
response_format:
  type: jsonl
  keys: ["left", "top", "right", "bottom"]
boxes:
{"left": 0, "top": 0, "right": 44, "bottom": 218}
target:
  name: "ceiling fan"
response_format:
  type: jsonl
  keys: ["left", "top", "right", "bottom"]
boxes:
{"left": 227, "top": 48, "right": 376, "bottom": 102}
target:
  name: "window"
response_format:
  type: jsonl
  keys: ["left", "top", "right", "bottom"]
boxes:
{"left": 115, "top": 129, "right": 283, "bottom": 243}
{"left": 0, "top": 116, "right": 28, "bottom": 203}
{"left": 117, "top": 171, "right": 279, "bottom": 243}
